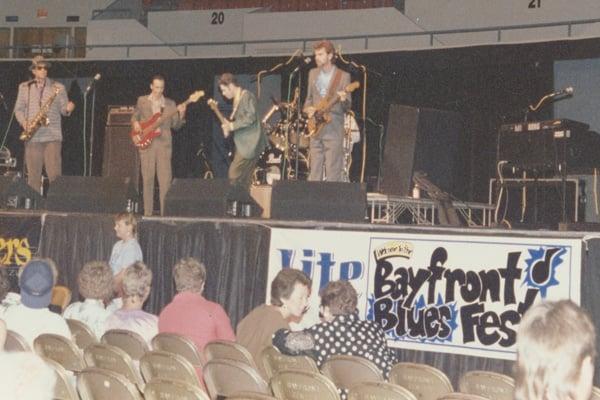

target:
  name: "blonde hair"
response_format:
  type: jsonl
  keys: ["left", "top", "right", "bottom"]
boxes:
{"left": 121, "top": 262, "right": 152, "bottom": 300}
{"left": 173, "top": 258, "right": 206, "bottom": 294}
{"left": 514, "top": 300, "right": 596, "bottom": 400}
{"left": 114, "top": 213, "right": 138, "bottom": 235}
{"left": 78, "top": 261, "right": 113, "bottom": 301}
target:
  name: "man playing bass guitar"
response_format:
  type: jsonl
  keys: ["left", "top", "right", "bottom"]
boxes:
{"left": 131, "top": 74, "right": 188, "bottom": 216}
{"left": 304, "top": 39, "right": 351, "bottom": 182}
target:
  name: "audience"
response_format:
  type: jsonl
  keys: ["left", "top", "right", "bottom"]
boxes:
{"left": 1, "top": 259, "right": 70, "bottom": 347}
{"left": 63, "top": 261, "right": 114, "bottom": 339}
{"left": 237, "top": 268, "right": 311, "bottom": 377}
{"left": 0, "top": 352, "right": 56, "bottom": 400}
{"left": 273, "top": 280, "right": 397, "bottom": 377}
{"left": 514, "top": 299, "right": 596, "bottom": 400}
{"left": 105, "top": 261, "right": 158, "bottom": 344}
{"left": 159, "top": 257, "right": 235, "bottom": 350}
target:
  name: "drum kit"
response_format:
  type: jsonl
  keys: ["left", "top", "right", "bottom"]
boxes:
{"left": 254, "top": 94, "right": 310, "bottom": 185}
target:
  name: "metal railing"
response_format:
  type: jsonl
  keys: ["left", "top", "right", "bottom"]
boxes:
{"left": 2, "top": 16, "right": 600, "bottom": 60}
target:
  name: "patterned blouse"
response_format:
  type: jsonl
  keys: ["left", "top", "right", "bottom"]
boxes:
{"left": 273, "top": 311, "right": 397, "bottom": 377}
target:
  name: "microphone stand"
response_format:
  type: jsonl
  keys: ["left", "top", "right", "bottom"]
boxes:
{"left": 88, "top": 86, "right": 97, "bottom": 176}
{"left": 257, "top": 49, "right": 301, "bottom": 99}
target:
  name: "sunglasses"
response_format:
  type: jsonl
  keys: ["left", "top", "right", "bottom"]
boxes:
{"left": 35, "top": 66, "right": 47, "bottom": 70}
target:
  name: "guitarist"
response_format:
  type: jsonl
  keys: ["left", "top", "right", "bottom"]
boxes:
{"left": 303, "top": 40, "right": 351, "bottom": 182}
{"left": 217, "top": 73, "right": 268, "bottom": 189}
{"left": 131, "top": 75, "right": 188, "bottom": 216}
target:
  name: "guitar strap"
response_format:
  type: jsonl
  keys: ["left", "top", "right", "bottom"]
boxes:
{"left": 323, "top": 68, "right": 343, "bottom": 104}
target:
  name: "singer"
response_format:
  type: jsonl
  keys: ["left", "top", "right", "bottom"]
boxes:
{"left": 14, "top": 55, "right": 75, "bottom": 193}
{"left": 303, "top": 39, "right": 351, "bottom": 182}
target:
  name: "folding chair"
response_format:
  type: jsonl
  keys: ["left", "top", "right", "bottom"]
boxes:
{"left": 438, "top": 393, "right": 490, "bottom": 400}
{"left": 228, "top": 391, "right": 278, "bottom": 400}
{"left": 140, "top": 350, "right": 201, "bottom": 387}
{"left": 204, "top": 339, "right": 256, "bottom": 368}
{"left": 144, "top": 378, "right": 210, "bottom": 400}
{"left": 5, "top": 329, "right": 31, "bottom": 351}
{"left": 101, "top": 329, "right": 149, "bottom": 360}
{"left": 259, "top": 345, "right": 319, "bottom": 380}
{"left": 66, "top": 318, "right": 98, "bottom": 349}
{"left": 203, "top": 358, "right": 270, "bottom": 399}
{"left": 321, "top": 355, "right": 383, "bottom": 391}
{"left": 459, "top": 370, "right": 515, "bottom": 400}
{"left": 389, "top": 362, "right": 454, "bottom": 400}
{"left": 33, "top": 333, "right": 85, "bottom": 372}
{"left": 348, "top": 381, "right": 418, "bottom": 400}
{"left": 43, "top": 357, "right": 79, "bottom": 400}
{"left": 84, "top": 342, "right": 145, "bottom": 390}
{"left": 151, "top": 332, "right": 205, "bottom": 368}
{"left": 271, "top": 370, "right": 340, "bottom": 400}
{"left": 77, "top": 367, "right": 142, "bottom": 400}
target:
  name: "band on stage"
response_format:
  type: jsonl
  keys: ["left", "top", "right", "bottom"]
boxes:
{"left": 11, "top": 39, "right": 362, "bottom": 216}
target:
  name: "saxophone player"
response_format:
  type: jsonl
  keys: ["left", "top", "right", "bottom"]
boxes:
{"left": 15, "top": 55, "right": 75, "bottom": 193}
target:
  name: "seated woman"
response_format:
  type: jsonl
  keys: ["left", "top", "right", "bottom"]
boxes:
{"left": 273, "top": 280, "right": 397, "bottom": 377}
{"left": 105, "top": 262, "right": 157, "bottom": 344}
{"left": 237, "top": 268, "right": 311, "bottom": 377}
{"left": 63, "top": 261, "right": 114, "bottom": 339}
{"left": 514, "top": 299, "right": 596, "bottom": 400}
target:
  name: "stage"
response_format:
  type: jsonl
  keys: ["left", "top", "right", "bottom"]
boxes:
{"left": 2, "top": 209, "right": 600, "bottom": 387}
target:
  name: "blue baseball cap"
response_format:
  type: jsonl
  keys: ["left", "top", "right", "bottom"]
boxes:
{"left": 19, "top": 260, "right": 54, "bottom": 309}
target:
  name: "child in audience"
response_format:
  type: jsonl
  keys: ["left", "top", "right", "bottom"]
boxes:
{"left": 109, "top": 213, "right": 143, "bottom": 295}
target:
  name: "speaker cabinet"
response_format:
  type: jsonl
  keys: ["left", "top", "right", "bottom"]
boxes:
{"left": 164, "top": 178, "right": 262, "bottom": 218}
{"left": 0, "top": 175, "right": 43, "bottom": 209}
{"left": 381, "top": 104, "right": 463, "bottom": 197}
{"left": 270, "top": 180, "right": 366, "bottom": 222}
{"left": 45, "top": 176, "right": 138, "bottom": 214}
{"left": 102, "top": 111, "right": 139, "bottom": 190}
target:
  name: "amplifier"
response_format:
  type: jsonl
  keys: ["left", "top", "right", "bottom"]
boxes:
{"left": 107, "top": 105, "right": 134, "bottom": 126}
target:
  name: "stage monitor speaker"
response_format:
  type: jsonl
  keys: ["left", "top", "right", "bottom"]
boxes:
{"left": 102, "top": 109, "right": 139, "bottom": 190}
{"left": 270, "top": 180, "right": 366, "bottom": 222}
{"left": 45, "top": 176, "right": 138, "bottom": 214}
{"left": 164, "top": 178, "right": 262, "bottom": 218}
{"left": 381, "top": 104, "right": 463, "bottom": 197}
{"left": 0, "top": 175, "right": 43, "bottom": 209}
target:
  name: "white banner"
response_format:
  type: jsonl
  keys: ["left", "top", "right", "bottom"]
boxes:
{"left": 267, "top": 228, "right": 582, "bottom": 360}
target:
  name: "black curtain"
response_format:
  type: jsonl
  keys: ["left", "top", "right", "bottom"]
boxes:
{"left": 138, "top": 219, "right": 271, "bottom": 327}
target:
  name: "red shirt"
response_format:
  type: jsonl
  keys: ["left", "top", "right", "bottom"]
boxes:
{"left": 158, "top": 292, "right": 235, "bottom": 351}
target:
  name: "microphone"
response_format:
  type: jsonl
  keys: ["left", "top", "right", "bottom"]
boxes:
{"left": 549, "top": 86, "right": 574, "bottom": 97}
{"left": 292, "top": 57, "right": 312, "bottom": 74}
{"left": 85, "top": 73, "right": 101, "bottom": 94}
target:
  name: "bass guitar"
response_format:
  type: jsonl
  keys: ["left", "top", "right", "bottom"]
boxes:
{"left": 130, "top": 90, "right": 204, "bottom": 150}
{"left": 207, "top": 98, "right": 232, "bottom": 137}
{"left": 306, "top": 81, "right": 360, "bottom": 138}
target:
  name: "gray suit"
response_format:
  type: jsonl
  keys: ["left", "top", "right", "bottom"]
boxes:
{"left": 131, "top": 95, "right": 184, "bottom": 216}
{"left": 304, "top": 66, "right": 351, "bottom": 182}
{"left": 15, "top": 78, "right": 71, "bottom": 192}
{"left": 228, "top": 89, "right": 268, "bottom": 188}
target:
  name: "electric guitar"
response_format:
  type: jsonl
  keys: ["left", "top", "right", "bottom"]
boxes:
{"left": 306, "top": 81, "right": 360, "bottom": 138}
{"left": 207, "top": 98, "right": 233, "bottom": 137}
{"left": 130, "top": 90, "right": 205, "bottom": 150}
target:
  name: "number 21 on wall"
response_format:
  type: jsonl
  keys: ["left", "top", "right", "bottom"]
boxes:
{"left": 528, "top": 0, "right": 541, "bottom": 8}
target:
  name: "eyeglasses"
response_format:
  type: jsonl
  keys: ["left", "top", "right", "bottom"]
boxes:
{"left": 35, "top": 66, "right": 47, "bottom": 70}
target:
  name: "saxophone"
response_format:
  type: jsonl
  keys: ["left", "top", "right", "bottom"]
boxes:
{"left": 19, "top": 86, "right": 61, "bottom": 141}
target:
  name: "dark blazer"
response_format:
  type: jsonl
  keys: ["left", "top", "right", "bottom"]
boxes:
{"left": 231, "top": 90, "right": 268, "bottom": 159}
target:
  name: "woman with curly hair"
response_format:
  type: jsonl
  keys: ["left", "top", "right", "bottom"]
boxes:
{"left": 63, "top": 261, "right": 114, "bottom": 339}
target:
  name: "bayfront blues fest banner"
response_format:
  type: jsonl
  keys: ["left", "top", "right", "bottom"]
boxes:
{"left": 0, "top": 215, "right": 42, "bottom": 268}
{"left": 267, "top": 228, "right": 582, "bottom": 360}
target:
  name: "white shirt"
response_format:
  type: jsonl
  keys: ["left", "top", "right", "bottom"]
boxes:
{"left": 2, "top": 303, "right": 71, "bottom": 348}
{"left": 63, "top": 299, "right": 112, "bottom": 340}
{"left": 109, "top": 238, "right": 143, "bottom": 275}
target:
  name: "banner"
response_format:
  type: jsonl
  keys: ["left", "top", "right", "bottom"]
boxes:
{"left": 268, "top": 228, "right": 582, "bottom": 360}
{"left": 0, "top": 215, "right": 42, "bottom": 268}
